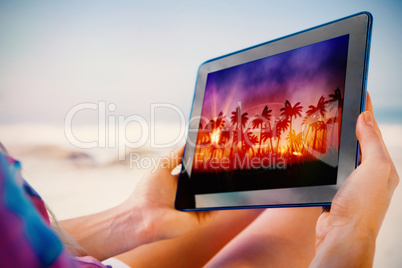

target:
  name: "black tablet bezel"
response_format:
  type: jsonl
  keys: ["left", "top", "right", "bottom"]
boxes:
{"left": 175, "top": 12, "right": 372, "bottom": 211}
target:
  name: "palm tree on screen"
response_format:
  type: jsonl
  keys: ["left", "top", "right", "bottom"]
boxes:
{"left": 274, "top": 116, "right": 290, "bottom": 154}
{"left": 252, "top": 105, "right": 272, "bottom": 156}
{"left": 243, "top": 128, "right": 258, "bottom": 157}
{"left": 327, "top": 87, "right": 343, "bottom": 144}
{"left": 230, "top": 106, "right": 249, "bottom": 158}
{"left": 286, "top": 130, "right": 303, "bottom": 153}
{"left": 304, "top": 96, "right": 327, "bottom": 152}
{"left": 280, "top": 100, "right": 303, "bottom": 153}
{"left": 208, "top": 111, "right": 225, "bottom": 158}
{"left": 317, "top": 118, "right": 334, "bottom": 152}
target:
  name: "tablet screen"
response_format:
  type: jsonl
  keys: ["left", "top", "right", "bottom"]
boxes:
{"left": 191, "top": 34, "right": 349, "bottom": 195}
{"left": 176, "top": 12, "right": 371, "bottom": 210}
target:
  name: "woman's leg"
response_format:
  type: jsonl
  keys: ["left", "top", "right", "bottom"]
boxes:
{"left": 205, "top": 207, "right": 321, "bottom": 268}
{"left": 114, "top": 208, "right": 264, "bottom": 267}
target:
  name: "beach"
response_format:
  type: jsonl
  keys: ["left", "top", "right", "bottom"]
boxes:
{"left": 2, "top": 123, "right": 402, "bottom": 267}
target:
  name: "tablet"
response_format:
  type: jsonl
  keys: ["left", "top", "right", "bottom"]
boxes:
{"left": 175, "top": 12, "right": 372, "bottom": 211}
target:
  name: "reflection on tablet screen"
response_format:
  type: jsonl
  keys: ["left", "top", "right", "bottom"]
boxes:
{"left": 191, "top": 34, "right": 349, "bottom": 195}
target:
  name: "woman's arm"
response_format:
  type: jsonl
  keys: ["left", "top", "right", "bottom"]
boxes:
{"left": 114, "top": 208, "right": 264, "bottom": 267}
{"left": 60, "top": 147, "right": 220, "bottom": 261}
{"left": 59, "top": 200, "right": 147, "bottom": 261}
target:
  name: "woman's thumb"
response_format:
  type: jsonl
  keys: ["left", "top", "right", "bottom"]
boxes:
{"left": 356, "top": 111, "right": 386, "bottom": 163}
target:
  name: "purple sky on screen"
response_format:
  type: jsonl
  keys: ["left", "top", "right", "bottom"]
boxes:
{"left": 202, "top": 34, "right": 349, "bottom": 120}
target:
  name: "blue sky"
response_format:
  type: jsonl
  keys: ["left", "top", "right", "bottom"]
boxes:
{"left": 0, "top": 0, "right": 401, "bottom": 125}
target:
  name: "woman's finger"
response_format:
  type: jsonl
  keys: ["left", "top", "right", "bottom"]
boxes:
{"left": 365, "top": 92, "right": 380, "bottom": 133}
{"left": 365, "top": 93, "right": 398, "bottom": 182}
{"left": 157, "top": 146, "right": 184, "bottom": 172}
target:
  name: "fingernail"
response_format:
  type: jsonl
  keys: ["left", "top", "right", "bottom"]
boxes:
{"left": 363, "top": 111, "right": 374, "bottom": 126}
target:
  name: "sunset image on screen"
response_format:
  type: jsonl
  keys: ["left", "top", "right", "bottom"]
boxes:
{"left": 190, "top": 35, "right": 349, "bottom": 194}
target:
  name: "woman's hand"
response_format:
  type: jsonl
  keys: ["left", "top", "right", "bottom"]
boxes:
{"left": 121, "top": 147, "right": 219, "bottom": 245}
{"left": 310, "top": 94, "right": 399, "bottom": 267}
